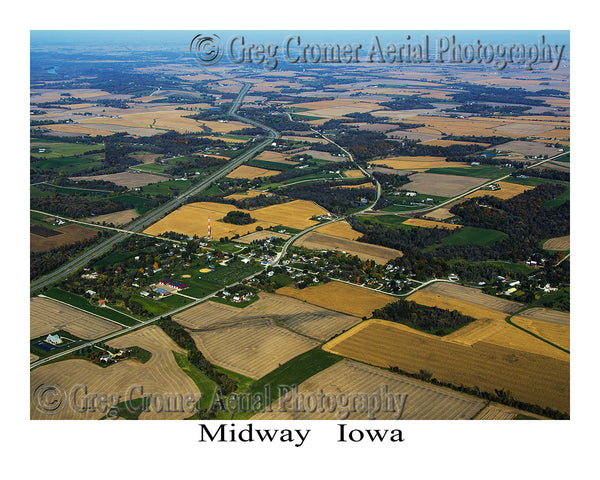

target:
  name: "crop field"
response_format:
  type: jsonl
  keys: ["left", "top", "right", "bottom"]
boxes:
{"left": 223, "top": 190, "right": 266, "bottom": 200}
{"left": 302, "top": 149, "right": 345, "bottom": 162}
{"left": 173, "top": 298, "right": 320, "bottom": 379}
{"left": 323, "top": 319, "right": 569, "bottom": 413}
{"left": 281, "top": 135, "right": 329, "bottom": 144}
{"left": 543, "top": 235, "right": 570, "bottom": 251}
{"left": 30, "top": 326, "right": 200, "bottom": 420}
{"left": 314, "top": 221, "right": 362, "bottom": 240}
{"left": 402, "top": 218, "right": 462, "bottom": 230}
{"left": 511, "top": 316, "right": 570, "bottom": 352}
{"left": 30, "top": 153, "right": 106, "bottom": 174}
{"left": 31, "top": 224, "right": 99, "bottom": 253}
{"left": 253, "top": 358, "right": 487, "bottom": 420}
{"left": 254, "top": 151, "right": 298, "bottom": 164}
{"left": 30, "top": 88, "right": 112, "bottom": 101}
{"left": 236, "top": 230, "right": 290, "bottom": 244}
{"left": 276, "top": 281, "right": 395, "bottom": 318}
{"left": 494, "top": 140, "right": 561, "bottom": 157}
{"left": 30, "top": 141, "right": 104, "bottom": 158}
{"left": 401, "top": 116, "right": 518, "bottom": 137}
{"left": 30, "top": 297, "right": 122, "bottom": 340}
{"left": 402, "top": 172, "right": 488, "bottom": 197}
{"left": 473, "top": 404, "right": 519, "bottom": 420}
{"left": 423, "top": 208, "right": 455, "bottom": 220}
{"left": 466, "top": 181, "right": 534, "bottom": 200}
{"left": 289, "top": 99, "right": 383, "bottom": 118}
{"left": 343, "top": 169, "right": 365, "bottom": 178}
{"left": 44, "top": 123, "right": 130, "bottom": 137}
{"left": 226, "top": 165, "right": 281, "bottom": 179}
{"left": 82, "top": 209, "right": 139, "bottom": 226}
{"left": 517, "top": 307, "right": 570, "bottom": 326}
{"left": 369, "top": 156, "right": 454, "bottom": 171}
{"left": 412, "top": 282, "right": 525, "bottom": 314}
{"left": 355, "top": 122, "right": 398, "bottom": 133}
{"left": 295, "top": 231, "right": 403, "bottom": 264}
{"left": 70, "top": 172, "right": 169, "bottom": 188}
{"left": 144, "top": 200, "right": 328, "bottom": 239}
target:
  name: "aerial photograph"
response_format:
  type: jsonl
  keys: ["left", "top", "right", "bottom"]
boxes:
{"left": 29, "top": 29, "right": 570, "bottom": 422}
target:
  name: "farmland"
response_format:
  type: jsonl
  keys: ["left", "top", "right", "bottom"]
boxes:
{"left": 276, "top": 281, "right": 395, "bottom": 318}
{"left": 253, "top": 359, "right": 487, "bottom": 420}
{"left": 30, "top": 326, "right": 201, "bottom": 420}
{"left": 30, "top": 224, "right": 100, "bottom": 253}
{"left": 401, "top": 172, "right": 488, "bottom": 197}
{"left": 465, "top": 181, "right": 534, "bottom": 200}
{"left": 543, "top": 235, "right": 570, "bottom": 251}
{"left": 402, "top": 218, "right": 462, "bottom": 230}
{"left": 70, "top": 172, "right": 169, "bottom": 188}
{"left": 324, "top": 319, "right": 569, "bottom": 413}
{"left": 226, "top": 165, "right": 281, "bottom": 179}
{"left": 30, "top": 297, "right": 122, "bottom": 340}
{"left": 295, "top": 231, "right": 403, "bottom": 264}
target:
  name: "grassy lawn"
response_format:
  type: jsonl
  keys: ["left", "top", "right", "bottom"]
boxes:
{"left": 139, "top": 179, "right": 192, "bottom": 196}
{"left": 31, "top": 153, "right": 106, "bottom": 175}
{"left": 441, "top": 226, "right": 507, "bottom": 246}
{"left": 355, "top": 214, "right": 411, "bottom": 228}
{"left": 31, "top": 141, "right": 104, "bottom": 158}
{"left": 483, "top": 260, "right": 537, "bottom": 275}
{"left": 43, "top": 288, "right": 140, "bottom": 326}
{"left": 111, "top": 194, "right": 153, "bottom": 214}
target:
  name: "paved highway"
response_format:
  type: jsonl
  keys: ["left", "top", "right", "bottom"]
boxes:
{"left": 30, "top": 83, "right": 277, "bottom": 294}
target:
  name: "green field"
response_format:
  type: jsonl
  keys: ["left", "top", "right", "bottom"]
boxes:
{"left": 111, "top": 194, "right": 153, "bottom": 214}
{"left": 381, "top": 193, "right": 449, "bottom": 212}
{"left": 139, "top": 179, "right": 192, "bottom": 196}
{"left": 31, "top": 153, "right": 105, "bottom": 174}
{"left": 441, "top": 226, "right": 507, "bottom": 246}
{"left": 246, "top": 159, "right": 296, "bottom": 171}
{"left": 43, "top": 288, "right": 140, "bottom": 327}
{"left": 31, "top": 140, "right": 104, "bottom": 159}
{"left": 356, "top": 214, "right": 411, "bottom": 228}
{"left": 172, "top": 352, "right": 217, "bottom": 411}
{"left": 543, "top": 187, "right": 570, "bottom": 207}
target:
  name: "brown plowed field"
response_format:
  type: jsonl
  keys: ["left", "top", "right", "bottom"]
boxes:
{"left": 30, "top": 326, "right": 200, "bottom": 420}
{"left": 402, "top": 172, "right": 488, "bottom": 197}
{"left": 543, "top": 235, "right": 570, "bottom": 251}
{"left": 82, "top": 209, "right": 139, "bottom": 226}
{"left": 253, "top": 359, "right": 487, "bottom": 420}
{"left": 324, "top": 320, "right": 569, "bottom": 413}
{"left": 295, "top": 231, "right": 403, "bottom": 264}
{"left": 31, "top": 297, "right": 123, "bottom": 340}
{"left": 31, "top": 224, "right": 99, "bottom": 253}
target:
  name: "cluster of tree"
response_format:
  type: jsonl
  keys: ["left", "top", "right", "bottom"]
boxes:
{"left": 440, "top": 135, "right": 514, "bottom": 147}
{"left": 239, "top": 107, "right": 311, "bottom": 131}
{"left": 228, "top": 127, "right": 265, "bottom": 136}
{"left": 373, "top": 298, "right": 477, "bottom": 335}
{"left": 380, "top": 96, "right": 435, "bottom": 110}
{"left": 449, "top": 84, "right": 549, "bottom": 106}
{"left": 31, "top": 195, "right": 130, "bottom": 218}
{"left": 53, "top": 177, "right": 127, "bottom": 192}
{"left": 281, "top": 181, "right": 376, "bottom": 214}
{"left": 221, "top": 210, "right": 254, "bottom": 225}
{"left": 511, "top": 168, "right": 570, "bottom": 182}
{"left": 372, "top": 171, "right": 410, "bottom": 188}
{"left": 444, "top": 103, "right": 532, "bottom": 116}
{"left": 163, "top": 155, "right": 228, "bottom": 177}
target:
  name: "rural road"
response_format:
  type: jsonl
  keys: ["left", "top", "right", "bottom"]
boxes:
{"left": 30, "top": 83, "right": 278, "bottom": 294}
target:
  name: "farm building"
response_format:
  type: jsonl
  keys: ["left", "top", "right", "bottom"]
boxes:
{"left": 158, "top": 279, "right": 187, "bottom": 290}
{"left": 154, "top": 288, "right": 170, "bottom": 296}
{"left": 45, "top": 334, "right": 62, "bottom": 345}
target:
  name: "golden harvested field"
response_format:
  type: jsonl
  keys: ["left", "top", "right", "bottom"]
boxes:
{"left": 423, "top": 208, "right": 455, "bottom": 221}
{"left": 30, "top": 326, "right": 200, "bottom": 420}
{"left": 494, "top": 140, "right": 561, "bottom": 157}
{"left": 31, "top": 224, "right": 99, "bottom": 253}
{"left": 314, "top": 221, "right": 362, "bottom": 240}
{"left": 343, "top": 169, "right": 365, "bottom": 178}
{"left": 403, "top": 172, "right": 488, "bottom": 197}
{"left": 403, "top": 218, "right": 462, "bottom": 230}
{"left": 132, "top": 95, "right": 168, "bottom": 103}
{"left": 466, "top": 181, "right": 534, "bottom": 200}
{"left": 412, "top": 282, "right": 525, "bottom": 315}
{"left": 422, "top": 139, "right": 490, "bottom": 148}
{"left": 82, "top": 209, "right": 139, "bottom": 226}
{"left": 70, "top": 172, "right": 169, "bottom": 188}
{"left": 473, "top": 404, "right": 519, "bottom": 420}
{"left": 511, "top": 316, "right": 570, "bottom": 352}
{"left": 30, "top": 297, "right": 122, "bottom": 340}
{"left": 404, "top": 116, "right": 515, "bottom": 137}
{"left": 223, "top": 190, "right": 266, "bottom": 200}
{"left": 369, "top": 156, "right": 453, "bottom": 171}
{"left": 44, "top": 123, "right": 118, "bottom": 136}
{"left": 236, "top": 230, "right": 291, "bottom": 244}
{"left": 337, "top": 183, "right": 375, "bottom": 189}
{"left": 253, "top": 359, "right": 487, "bottom": 420}
{"left": 323, "top": 319, "right": 569, "bottom": 413}
{"left": 226, "top": 165, "right": 281, "bottom": 179}
{"left": 296, "top": 231, "right": 403, "bottom": 264}
{"left": 543, "top": 235, "right": 570, "bottom": 251}
{"left": 144, "top": 200, "right": 327, "bottom": 238}
{"left": 276, "top": 281, "right": 395, "bottom": 318}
